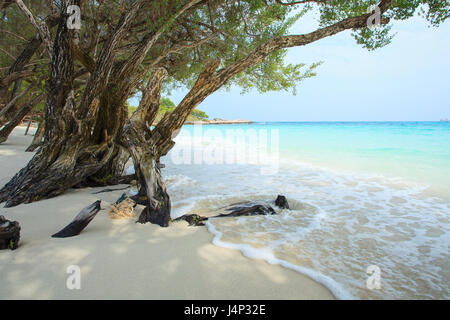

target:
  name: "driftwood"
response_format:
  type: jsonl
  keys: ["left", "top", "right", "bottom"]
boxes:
{"left": 217, "top": 204, "right": 276, "bottom": 217}
{"left": 0, "top": 215, "right": 21, "bottom": 250}
{"left": 52, "top": 200, "right": 102, "bottom": 238}
{"left": 173, "top": 214, "right": 209, "bottom": 226}
{"left": 174, "top": 195, "right": 289, "bottom": 227}
{"left": 114, "top": 193, "right": 129, "bottom": 205}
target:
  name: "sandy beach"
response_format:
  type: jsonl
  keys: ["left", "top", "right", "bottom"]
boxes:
{"left": 0, "top": 127, "right": 333, "bottom": 300}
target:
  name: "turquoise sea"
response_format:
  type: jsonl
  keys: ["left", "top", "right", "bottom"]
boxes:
{"left": 159, "top": 121, "right": 450, "bottom": 299}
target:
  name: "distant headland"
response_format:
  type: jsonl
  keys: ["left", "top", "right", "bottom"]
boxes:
{"left": 128, "top": 98, "right": 252, "bottom": 125}
{"left": 184, "top": 118, "right": 253, "bottom": 125}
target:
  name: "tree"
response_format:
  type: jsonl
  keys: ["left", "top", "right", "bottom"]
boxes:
{"left": 0, "top": 0, "right": 448, "bottom": 227}
{"left": 191, "top": 109, "right": 209, "bottom": 120}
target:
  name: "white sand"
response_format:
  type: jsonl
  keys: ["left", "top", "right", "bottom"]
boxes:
{"left": 0, "top": 127, "right": 334, "bottom": 300}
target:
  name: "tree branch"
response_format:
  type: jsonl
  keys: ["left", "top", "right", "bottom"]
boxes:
{"left": 15, "top": 0, "right": 53, "bottom": 57}
{"left": 151, "top": 0, "right": 394, "bottom": 151}
{"left": 115, "top": 0, "right": 203, "bottom": 80}
{"left": 131, "top": 68, "right": 168, "bottom": 128}
{"left": 77, "top": 0, "right": 145, "bottom": 118}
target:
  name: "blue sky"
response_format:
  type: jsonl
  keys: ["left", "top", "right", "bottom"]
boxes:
{"left": 132, "top": 13, "right": 450, "bottom": 121}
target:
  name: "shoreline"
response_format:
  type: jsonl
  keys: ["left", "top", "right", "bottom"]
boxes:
{"left": 184, "top": 119, "right": 253, "bottom": 125}
{"left": 0, "top": 127, "right": 334, "bottom": 300}
{"left": 149, "top": 119, "right": 253, "bottom": 126}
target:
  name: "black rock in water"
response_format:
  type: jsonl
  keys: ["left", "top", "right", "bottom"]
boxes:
{"left": 0, "top": 215, "right": 21, "bottom": 250}
{"left": 52, "top": 200, "right": 102, "bottom": 238}
{"left": 275, "top": 195, "right": 289, "bottom": 209}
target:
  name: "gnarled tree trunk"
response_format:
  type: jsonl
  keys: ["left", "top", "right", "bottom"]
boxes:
{"left": 122, "top": 68, "right": 171, "bottom": 227}
{"left": 0, "top": 1, "right": 148, "bottom": 207}
{"left": 0, "top": 1, "right": 113, "bottom": 206}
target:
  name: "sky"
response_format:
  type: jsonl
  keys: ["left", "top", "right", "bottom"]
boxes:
{"left": 131, "top": 12, "right": 450, "bottom": 122}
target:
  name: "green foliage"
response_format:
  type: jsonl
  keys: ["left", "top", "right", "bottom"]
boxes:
{"left": 1, "top": 0, "right": 449, "bottom": 111}
{"left": 191, "top": 109, "right": 209, "bottom": 120}
{"left": 161, "top": 0, "right": 314, "bottom": 95}
{"left": 128, "top": 97, "right": 209, "bottom": 122}
{"left": 230, "top": 50, "right": 322, "bottom": 95}
{"left": 160, "top": 97, "right": 176, "bottom": 109}
{"left": 352, "top": 26, "right": 395, "bottom": 51}
{"left": 158, "top": 0, "right": 449, "bottom": 95}
{"left": 315, "top": 0, "right": 449, "bottom": 50}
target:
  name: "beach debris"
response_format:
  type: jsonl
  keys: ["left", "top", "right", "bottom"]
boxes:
{"left": 275, "top": 195, "right": 290, "bottom": 209}
{"left": 114, "top": 193, "right": 128, "bottom": 205}
{"left": 52, "top": 200, "right": 102, "bottom": 238}
{"left": 173, "top": 214, "right": 209, "bottom": 226}
{"left": 0, "top": 215, "right": 21, "bottom": 250}
{"left": 174, "top": 196, "right": 287, "bottom": 227}
{"left": 173, "top": 204, "right": 275, "bottom": 227}
{"left": 108, "top": 196, "right": 136, "bottom": 219}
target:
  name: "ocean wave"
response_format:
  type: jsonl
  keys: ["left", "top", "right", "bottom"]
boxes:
{"left": 163, "top": 151, "right": 450, "bottom": 299}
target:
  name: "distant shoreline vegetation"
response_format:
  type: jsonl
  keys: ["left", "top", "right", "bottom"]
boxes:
{"left": 127, "top": 97, "right": 252, "bottom": 125}
{"left": 128, "top": 97, "right": 209, "bottom": 124}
